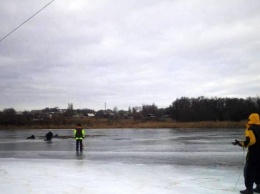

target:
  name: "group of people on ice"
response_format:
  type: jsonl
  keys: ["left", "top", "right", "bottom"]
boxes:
{"left": 26, "top": 124, "right": 85, "bottom": 152}
{"left": 73, "top": 114, "right": 260, "bottom": 194}
{"left": 25, "top": 113, "right": 260, "bottom": 194}
{"left": 26, "top": 131, "right": 57, "bottom": 141}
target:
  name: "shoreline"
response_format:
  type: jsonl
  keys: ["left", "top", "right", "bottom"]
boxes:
{"left": 0, "top": 120, "right": 246, "bottom": 129}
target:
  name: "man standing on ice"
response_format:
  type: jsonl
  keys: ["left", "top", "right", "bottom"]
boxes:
{"left": 74, "top": 124, "right": 85, "bottom": 152}
{"left": 232, "top": 113, "right": 260, "bottom": 194}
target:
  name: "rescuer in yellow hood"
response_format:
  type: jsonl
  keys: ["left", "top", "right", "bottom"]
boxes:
{"left": 232, "top": 113, "right": 260, "bottom": 194}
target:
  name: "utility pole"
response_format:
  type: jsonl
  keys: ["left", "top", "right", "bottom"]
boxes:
{"left": 105, "top": 102, "right": 106, "bottom": 110}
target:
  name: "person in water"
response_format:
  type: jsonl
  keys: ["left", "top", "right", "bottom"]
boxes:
{"left": 45, "top": 131, "right": 53, "bottom": 141}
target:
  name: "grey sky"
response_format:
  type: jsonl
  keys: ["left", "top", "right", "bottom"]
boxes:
{"left": 1, "top": 0, "right": 260, "bottom": 111}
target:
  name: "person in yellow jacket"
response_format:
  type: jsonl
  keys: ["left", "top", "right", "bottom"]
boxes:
{"left": 232, "top": 113, "right": 260, "bottom": 194}
{"left": 74, "top": 124, "right": 85, "bottom": 152}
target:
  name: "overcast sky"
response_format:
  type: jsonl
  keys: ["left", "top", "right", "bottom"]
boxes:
{"left": 0, "top": 0, "right": 260, "bottom": 111}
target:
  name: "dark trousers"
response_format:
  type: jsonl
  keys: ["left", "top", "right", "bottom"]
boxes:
{"left": 244, "top": 161, "right": 260, "bottom": 189}
{"left": 76, "top": 139, "right": 83, "bottom": 151}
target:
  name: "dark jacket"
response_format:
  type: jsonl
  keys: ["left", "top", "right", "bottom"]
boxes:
{"left": 246, "top": 124, "right": 260, "bottom": 162}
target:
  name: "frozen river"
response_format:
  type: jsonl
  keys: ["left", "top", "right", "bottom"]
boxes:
{"left": 0, "top": 128, "right": 247, "bottom": 194}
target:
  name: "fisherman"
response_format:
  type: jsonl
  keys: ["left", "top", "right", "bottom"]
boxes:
{"left": 45, "top": 131, "right": 53, "bottom": 141}
{"left": 232, "top": 113, "right": 260, "bottom": 194}
{"left": 74, "top": 124, "right": 85, "bottom": 152}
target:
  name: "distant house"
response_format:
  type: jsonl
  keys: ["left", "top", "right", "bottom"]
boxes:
{"left": 72, "top": 113, "right": 85, "bottom": 118}
{"left": 145, "top": 114, "right": 156, "bottom": 120}
{"left": 95, "top": 109, "right": 114, "bottom": 118}
{"left": 147, "top": 114, "right": 156, "bottom": 118}
{"left": 86, "top": 113, "right": 95, "bottom": 117}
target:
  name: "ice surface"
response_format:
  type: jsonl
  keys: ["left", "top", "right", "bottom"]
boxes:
{"left": 0, "top": 158, "right": 244, "bottom": 194}
{"left": 0, "top": 128, "right": 246, "bottom": 194}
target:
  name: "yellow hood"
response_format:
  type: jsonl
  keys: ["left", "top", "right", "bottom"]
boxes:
{"left": 247, "top": 113, "right": 260, "bottom": 125}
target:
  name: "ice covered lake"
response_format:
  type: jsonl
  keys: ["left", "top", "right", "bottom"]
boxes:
{"left": 0, "top": 128, "right": 246, "bottom": 194}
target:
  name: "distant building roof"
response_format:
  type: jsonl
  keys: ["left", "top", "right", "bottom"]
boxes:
{"left": 86, "top": 113, "right": 95, "bottom": 117}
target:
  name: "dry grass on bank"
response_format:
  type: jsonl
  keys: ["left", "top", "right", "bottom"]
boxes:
{"left": 0, "top": 118, "right": 246, "bottom": 129}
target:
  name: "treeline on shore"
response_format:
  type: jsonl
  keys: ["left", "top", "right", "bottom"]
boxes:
{"left": 0, "top": 96, "right": 259, "bottom": 129}
{"left": 167, "top": 96, "right": 260, "bottom": 122}
{"left": 0, "top": 119, "right": 246, "bottom": 129}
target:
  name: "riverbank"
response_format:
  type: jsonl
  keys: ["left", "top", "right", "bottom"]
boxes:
{"left": 0, "top": 118, "right": 246, "bottom": 129}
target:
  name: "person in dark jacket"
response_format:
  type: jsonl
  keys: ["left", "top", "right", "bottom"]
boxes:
{"left": 232, "top": 113, "right": 260, "bottom": 194}
{"left": 26, "top": 135, "right": 35, "bottom": 139}
{"left": 45, "top": 131, "right": 53, "bottom": 141}
{"left": 74, "top": 124, "right": 85, "bottom": 152}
